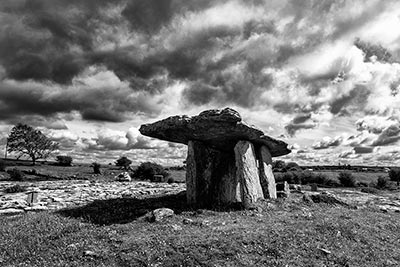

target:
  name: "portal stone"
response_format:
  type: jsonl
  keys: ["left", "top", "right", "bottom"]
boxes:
{"left": 257, "top": 146, "right": 277, "bottom": 199}
{"left": 235, "top": 141, "right": 264, "bottom": 208}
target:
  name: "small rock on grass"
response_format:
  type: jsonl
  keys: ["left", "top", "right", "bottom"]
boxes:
{"left": 83, "top": 250, "right": 99, "bottom": 257}
{"left": 318, "top": 248, "right": 332, "bottom": 255}
{"left": 143, "top": 208, "right": 174, "bottom": 222}
{"left": 183, "top": 218, "right": 194, "bottom": 224}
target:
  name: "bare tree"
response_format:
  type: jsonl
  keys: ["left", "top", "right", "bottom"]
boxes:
{"left": 7, "top": 124, "right": 58, "bottom": 165}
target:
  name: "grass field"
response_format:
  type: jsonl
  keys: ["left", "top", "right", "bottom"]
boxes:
{"left": 1, "top": 193, "right": 399, "bottom": 266}
{"left": 1, "top": 160, "right": 400, "bottom": 266}
{"left": 314, "top": 171, "right": 389, "bottom": 184}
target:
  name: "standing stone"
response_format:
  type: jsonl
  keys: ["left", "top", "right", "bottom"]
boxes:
{"left": 235, "top": 141, "right": 264, "bottom": 208}
{"left": 257, "top": 146, "right": 277, "bottom": 199}
{"left": 187, "top": 141, "right": 240, "bottom": 208}
{"left": 311, "top": 183, "right": 318, "bottom": 191}
{"left": 276, "top": 181, "right": 290, "bottom": 198}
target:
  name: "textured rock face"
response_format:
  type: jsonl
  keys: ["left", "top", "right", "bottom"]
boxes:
{"left": 186, "top": 141, "right": 240, "bottom": 208}
{"left": 140, "top": 108, "right": 290, "bottom": 157}
{"left": 257, "top": 146, "right": 277, "bottom": 199}
{"left": 140, "top": 107, "right": 291, "bottom": 209}
{"left": 235, "top": 141, "right": 264, "bottom": 208}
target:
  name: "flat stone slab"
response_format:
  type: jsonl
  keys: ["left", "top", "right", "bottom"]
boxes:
{"left": 139, "top": 108, "right": 290, "bottom": 156}
{"left": 0, "top": 181, "right": 186, "bottom": 215}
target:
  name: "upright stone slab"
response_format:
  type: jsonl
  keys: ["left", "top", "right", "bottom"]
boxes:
{"left": 187, "top": 140, "right": 240, "bottom": 208}
{"left": 257, "top": 146, "right": 277, "bottom": 199}
{"left": 235, "top": 141, "right": 264, "bottom": 208}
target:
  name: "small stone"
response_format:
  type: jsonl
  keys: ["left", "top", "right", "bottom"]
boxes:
{"left": 171, "top": 224, "right": 182, "bottom": 231}
{"left": 83, "top": 250, "right": 98, "bottom": 257}
{"left": 146, "top": 208, "right": 174, "bottom": 222}
{"left": 302, "top": 193, "right": 313, "bottom": 203}
{"left": 183, "top": 218, "right": 193, "bottom": 224}
{"left": 67, "top": 243, "right": 78, "bottom": 249}
{"left": 115, "top": 172, "right": 132, "bottom": 182}
{"left": 200, "top": 220, "right": 211, "bottom": 227}
{"left": 318, "top": 248, "right": 332, "bottom": 255}
{"left": 276, "top": 181, "right": 290, "bottom": 192}
{"left": 311, "top": 184, "right": 318, "bottom": 191}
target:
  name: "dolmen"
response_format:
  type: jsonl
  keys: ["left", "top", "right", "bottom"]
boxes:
{"left": 139, "top": 108, "right": 291, "bottom": 209}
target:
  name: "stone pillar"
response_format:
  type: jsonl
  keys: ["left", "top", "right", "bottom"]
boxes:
{"left": 186, "top": 140, "right": 240, "bottom": 208}
{"left": 234, "top": 141, "right": 264, "bottom": 208}
{"left": 257, "top": 146, "right": 277, "bottom": 199}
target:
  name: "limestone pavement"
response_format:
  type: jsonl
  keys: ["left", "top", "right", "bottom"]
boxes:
{"left": 0, "top": 180, "right": 185, "bottom": 216}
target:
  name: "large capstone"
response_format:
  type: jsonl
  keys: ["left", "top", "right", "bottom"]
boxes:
{"left": 139, "top": 108, "right": 290, "bottom": 209}
{"left": 139, "top": 108, "right": 290, "bottom": 157}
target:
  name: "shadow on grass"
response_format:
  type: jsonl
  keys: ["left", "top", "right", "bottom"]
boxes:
{"left": 57, "top": 192, "right": 192, "bottom": 225}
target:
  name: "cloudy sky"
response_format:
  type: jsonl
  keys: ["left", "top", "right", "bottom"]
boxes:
{"left": 1, "top": 0, "right": 400, "bottom": 166}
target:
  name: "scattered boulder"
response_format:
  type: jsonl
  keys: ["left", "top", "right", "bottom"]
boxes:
{"left": 144, "top": 208, "right": 174, "bottom": 222}
{"left": 311, "top": 183, "right": 318, "bottom": 192}
{"left": 276, "top": 181, "right": 290, "bottom": 198}
{"left": 153, "top": 174, "right": 164, "bottom": 182}
{"left": 115, "top": 172, "right": 132, "bottom": 182}
{"left": 289, "top": 184, "right": 302, "bottom": 192}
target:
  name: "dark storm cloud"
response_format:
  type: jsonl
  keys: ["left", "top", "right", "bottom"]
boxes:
{"left": 329, "top": 85, "right": 370, "bottom": 115}
{"left": 0, "top": 0, "right": 336, "bottom": 110}
{"left": 292, "top": 114, "right": 312, "bottom": 124}
{"left": 0, "top": 0, "right": 105, "bottom": 84}
{"left": 1, "top": 0, "right": 399, "bottom": 127}
{"left": 371, "top": 125, "right": 400, "bottom": 146}
{"left": 353, "top": 146, "right": 374, "bottom": 154}
{"left": 5, "top": 115, "right": 68, "bottom": 130}
{"left": 0, "top": 81, "right": 158, "bottom": 123}
{"left": 285, "top": 113, "right": 317, "bottom": 136}
{"left": 354, "top": 39, "right": 394, "bottom": 63}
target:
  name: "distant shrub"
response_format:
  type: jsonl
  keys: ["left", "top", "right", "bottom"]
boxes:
{"left": 167, "top": 177, "right": 175, "bottom": 184}
{"left": 338, "top": 171, "right": 356, "bottom": 187}
{"left": 286, "top": 162, "right": 300, "bottom": 170}
{"left": 92, "top": 162, "right": 101, "bottom": 174}
{"left": 4, "top": 184, "right": 26, "bottom": 193}
{"left": 115, "top": 156, "right": 132, "bottom": 170}
{"left": 134, "top": 162, "right": 169, "bottom": 181}
{"left": 388, "top": 168, "right": 400, "bottom": 185}
{"left": 56, "top": 155, "right": 73, "bottom": 166}
{"left": 0, "top": 160, "right": 6, "bottom": 172}
{"left": 376, "top": 176, "right": 389, "bottom": 189}
{"left": 361, "top": 187, "right": 378, "bottom": 194}
{"left": 275, "top": 171, "right": 339, "bottom": 187}
{"left": 357, "top": 182, "right": 369, "bottom": 188}
{"left": 7, "top": 168, "right": 24, "bottom": 181}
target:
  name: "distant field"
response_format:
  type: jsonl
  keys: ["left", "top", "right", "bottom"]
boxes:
{"left": 313, "top": 171, "right": 388, "bottom": 184}
{"left": 166, "top": 169, "right": 389, "bottom": 185}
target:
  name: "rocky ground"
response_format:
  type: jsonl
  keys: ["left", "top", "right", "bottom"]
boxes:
{"left": 0, "top": 180, "right": 185, "bottom": 216}
{"left": 1, "top": 180, "right": 399, "bottom": 216}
